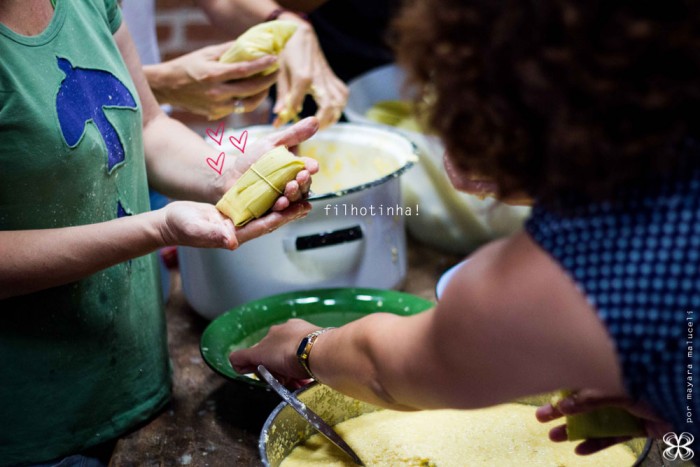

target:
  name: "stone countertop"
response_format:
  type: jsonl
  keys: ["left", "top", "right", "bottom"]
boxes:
{"left": 109, "top": 238, "right": 669, "bottom": 467}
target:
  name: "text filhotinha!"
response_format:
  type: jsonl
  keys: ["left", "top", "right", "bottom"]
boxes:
{"left": 323, "top": 203, "right": 419, "bottom": 217}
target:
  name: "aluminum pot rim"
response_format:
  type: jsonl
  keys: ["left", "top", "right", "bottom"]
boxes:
{"left": 237, "top": 122, "right": 419, "bottom": 201}
{"left": 259, "top": 383, "right": 323, "bottom": 467}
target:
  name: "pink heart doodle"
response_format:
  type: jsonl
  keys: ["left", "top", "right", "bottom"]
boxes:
{"left": 206, "top": 152, "right": 226, "bottom": 175}
{"left": 206, "top": 121, "right": 225, "bottom": 146}
{"left": 229, "top": 130, "right": 248, "bottom": 154}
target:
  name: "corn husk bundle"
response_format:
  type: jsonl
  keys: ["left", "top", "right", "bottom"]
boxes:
{"left": 216, "top": 146, "right": 306, "bottom": 226}
{"left": 551, "top": 390, "right": 645, "bottom": 440}
{"left": 219, "top": 20, "right": 298, "bottom": 75}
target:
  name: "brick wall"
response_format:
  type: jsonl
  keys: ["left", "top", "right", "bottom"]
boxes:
{"left": 155, "top": 0, "right": 231, "bottom": 62}
{"left": 154, "top": 0, "right": 260, "bottom": 128}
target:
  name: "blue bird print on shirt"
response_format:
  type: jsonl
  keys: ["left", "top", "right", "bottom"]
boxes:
{"left": 55, "top": 57, "right": 137, "bottom": 172}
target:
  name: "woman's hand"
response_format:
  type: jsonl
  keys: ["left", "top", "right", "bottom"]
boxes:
{"left": 159, "top": 201, "right": 238, "bottom": 249}
{"left": 536, "top": 389, "right": 672, "bottom": 455}
{"left": 229, "top": 318, "right": 321, "bottom": 386}
{"left": 272, "top": 15, "right": 348, "bottom": 129}
{"left": 158, "top": 199, "right": 311, "bottom": 251}
{"left": 219, "top": 117, "right": 320, "bottom": 210}
{"left": 144, "top": 42, "right": 279, "bottom": 120}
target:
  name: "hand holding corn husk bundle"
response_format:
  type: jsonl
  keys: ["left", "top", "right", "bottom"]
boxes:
{"left": 549, "top": 390, "right": 646, "bottom": 441}
{"left": 216, "top": 146, "right": 307, "bottom": 226}
{"left": 219, "top": 20, "right": 298, "bottom": 75}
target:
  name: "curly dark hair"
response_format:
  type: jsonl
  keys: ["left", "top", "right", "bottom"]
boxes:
{"left": 392, "top": 0, "right": 700, "bottom": 203}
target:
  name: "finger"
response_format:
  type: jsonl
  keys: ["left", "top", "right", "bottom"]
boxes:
{"left": 282, "top": 169, "right": 315, "bottom": 204}
{"left": 315, "top": 104, "right": 342, "bottom": 130}
{"left": 536, "top": 403, "right": 564, "bottom": 422}
{"left": 295, "top": 169, "right": 312, "bottom": 195}
{"left": 555, "top": 390, "right": 629, "bottom": 415}
{"left": 282, "top": 181, "right": 300, "bottom": 203}
{"left": 289, "top": 378, "right": 313, "bottom": 390}
{"left": 207, "top": 41, "right": 235, "bottom": 56}
{"left": 204, "top": 55, "right": 278, "bottom": 83}
{"left": 230, "top": 363, "right": 257, "bottom": 375}
{"left": 273, "top": 96, "right": 296, "bottom": 127}
{"left": 229, "top": 348, "right": 255, "bottom": 370}
{"left": 283, "top": 74, "right": 312, "bottom": 119}
{"left": 273, "top": 199, "right": 310, "bottom": 216}
{"left": 207, "top": 89, "right": 271, "bottom": 120}
{"left": 204, "top": 71, "right": 278, "bottom": 101}
{"left": 286, "top": 168, "right": 316, "bottom": 202}
{"left": 235, "top": 203, "right": 311, "bottom": 244}
{"left": 273, "top": 69, "right": 292, "bottom": 115}
{"left": 271, "top": 196, "right": 290, "bottom": 212}
{"left": 219, "top": 217, "right": 238, "bottom": 250}
{"left": 301, "top": 156, "right": 319, "bottom": 175}
{"left": 575, "top": 437, "right": 632, "bottom": 456}
{"left": 267, "top": 117, "right": 320, "bottom": 148}
{"left": 313, "top": 82, "right": 346, "bottom": 129}
{"left": 549, "top": 424, "right": 569, "bottom": 442}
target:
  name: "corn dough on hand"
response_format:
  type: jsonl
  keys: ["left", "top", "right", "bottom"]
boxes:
{"left": 552, "top": 390, "right": 645, "bottom": 441}
{"left": 216, "top": 146, "right": 306, "bottom": 226}
{"left": 218, "top": 20, "right": 298, "bottom": 75}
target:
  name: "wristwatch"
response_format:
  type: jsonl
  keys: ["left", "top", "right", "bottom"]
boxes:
{"left": 296, "top": 327, "right": 335, "bottom": 381}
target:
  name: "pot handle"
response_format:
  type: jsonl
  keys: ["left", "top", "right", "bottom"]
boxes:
{"left": 293, "top": 225, "right": 363, "bottom": 251}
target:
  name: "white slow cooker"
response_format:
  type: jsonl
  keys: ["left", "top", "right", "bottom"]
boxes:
{"left": 178, "top": 123, "right": 418, "bottom": 319}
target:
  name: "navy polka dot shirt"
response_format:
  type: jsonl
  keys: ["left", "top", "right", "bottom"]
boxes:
{"left": 526, "top": 163, "right": 700, "bottom": 438}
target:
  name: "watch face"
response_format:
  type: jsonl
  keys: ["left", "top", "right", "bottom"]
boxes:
{"left": 297, "top": 337, "right": 310, "bottom": 358}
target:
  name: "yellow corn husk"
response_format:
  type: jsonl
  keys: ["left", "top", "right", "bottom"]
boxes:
{"left": 216, "top": 146, "right": 306, "bottom": 226}
{"left": 552, "top": 390, "right": 645, "bottom": 441}
{"left": 218, "top": 20, "right": 298, "bottom": 75}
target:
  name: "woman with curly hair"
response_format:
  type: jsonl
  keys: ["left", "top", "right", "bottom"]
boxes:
{"left": 230, "top": 0, "right": 700, "bottom": 453}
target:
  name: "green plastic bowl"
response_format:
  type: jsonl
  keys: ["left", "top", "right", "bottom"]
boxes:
{"left": 200, "top": 288, "right": 434, "bottom": 388}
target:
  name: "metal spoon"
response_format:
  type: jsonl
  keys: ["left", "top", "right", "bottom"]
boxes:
{"left": 257, "top": 365, "right": 365, "bottom": 466}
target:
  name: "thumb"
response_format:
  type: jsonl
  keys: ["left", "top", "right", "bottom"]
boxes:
{"left": 268, "top": 117, "right": 319, "bottom": 147}
{"left": 229, "top": 347, "right": 255, "bottom": 369}
{"left": 208, "top": 41, "right": 235, "bottom": 56}
{"left": 220, "top": 218, "right": 238, "bottom": 250}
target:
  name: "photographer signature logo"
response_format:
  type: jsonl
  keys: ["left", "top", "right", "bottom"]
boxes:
{"left": 662, "top": 432, "right": 695, "bottom": 461}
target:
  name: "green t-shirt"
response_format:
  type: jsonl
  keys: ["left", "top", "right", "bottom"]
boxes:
{"left": 0, "top": 1, "right": 170, "bottom": 464}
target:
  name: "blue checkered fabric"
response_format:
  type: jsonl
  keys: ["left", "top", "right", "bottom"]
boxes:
{"left": 525, "top": 163, "right": 700, "bottom": 438}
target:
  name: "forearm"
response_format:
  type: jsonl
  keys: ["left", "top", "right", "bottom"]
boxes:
{"left": 196, "top": 0, "right": 329, "bottom": 35}
{"left": 143, "top": 113, "right": 225, "bottom": 203}
{"left": 310, "top": 312, "right": 439, "bottom": 411}
{"left": 0, "top": 211, "right": 165, "bottom": 299}
{"left": 142, "top": 62, "right": 178, "bottom": 106}
{"left": 197, "top": 0, "right": 280, "bottom": 36}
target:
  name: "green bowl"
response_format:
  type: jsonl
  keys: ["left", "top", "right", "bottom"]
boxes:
{"left": 200, "top": 288, "right": 434, "bottom": 388}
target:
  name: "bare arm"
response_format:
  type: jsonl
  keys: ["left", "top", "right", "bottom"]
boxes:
{"left": 197, "top": 0, "right": 277, "bottom": 36}
{"left": 0, "top": 211, "right": 160, "bottom": 300}
{"left": 196, "top": 0, "right": 330, "bottom": 35}
{"left": 230, "top": 231, "right": 626, "bottom": 410}
{"left": 114, "top": 24, "right": 222, "bottom": 202}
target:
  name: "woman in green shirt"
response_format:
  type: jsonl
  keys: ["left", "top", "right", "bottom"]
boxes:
{"left": 0, "top": 1, "right": 318, "bottom": 465}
